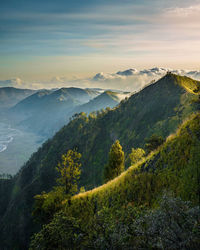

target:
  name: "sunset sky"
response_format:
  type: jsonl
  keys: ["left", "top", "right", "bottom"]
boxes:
{"left": 0, "top": 0, "right": 200, "bottom": 85}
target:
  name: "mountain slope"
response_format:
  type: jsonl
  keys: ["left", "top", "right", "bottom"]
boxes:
{"left": 0, "top": 87, "right": 35, "bottom": 110}
{"left": 30, "top": 113, "right": 200, "bottom": 249}
{"left": 71, "top": 90, "right": 124, "bottom": 115}
{"left": 11, "top": 88, "right": 123, "bottom": 137}
{"left": 10, "top": 87, "right": 100, "bottom": 136}
{"left": 70, "top": 112, "right": 200, "bottom": 209}
{"left": 172, "top": 74, "right": 200, "bottom": 94}
{"left": 0, "top": 73, "right": 200, "bottom": 249}
{"left": 13, "top": 87, "right": 99, "bottom": 115}
{"left": 11, "top": 89, "right": 53, "bottom": 114}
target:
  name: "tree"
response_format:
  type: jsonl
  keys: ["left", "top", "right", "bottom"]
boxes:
{"left": 32, "top": 151, "right": 82, "bottom": 224}
{"left": 104, "top": 140, "right": 124, "bottom": 182}
{"left": 145, "top": 134, "right": 164, "bottom": 154}
{"left": 30, "top": 211, "right": 85, "bottom": 250}
{"left": 133, "top": 194, "right": 200, "bottom": 249}
{"left": 56, "top": 149, "right": 82, "bottom": 196}
{"left": 129, "top": 148, "right": 145, "bottom": 165}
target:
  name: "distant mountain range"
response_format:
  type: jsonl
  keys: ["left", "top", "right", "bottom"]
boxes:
{"left": 1, "top": 73, "right": 200, "bottom": 249}
{"left": 0, "top": 86, "right": 129, "bottom": 139}
{"left": 71, "top": 90, "right": 124, "bottom": 117}
{"left": 0, "top": 87, "right": 36, "bottom": 110}
{"left": 11, "top": 87, "right": 98, "bottom": 115}
{"left": 9, "top": 87, "right": 98, "bottom": 134}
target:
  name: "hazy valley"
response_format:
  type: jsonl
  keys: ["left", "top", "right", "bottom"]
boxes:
{"left": 0, "top": 87, "right": 128, "bottom": 175}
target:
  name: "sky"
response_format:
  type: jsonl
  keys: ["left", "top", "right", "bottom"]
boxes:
{"left": 0, "top": 0, "right": 200, "bottom": 89}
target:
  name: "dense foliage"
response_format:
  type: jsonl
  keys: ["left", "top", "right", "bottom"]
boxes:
{"left": 86, "top": 194, "right": 200, "bottom": 250}
{"left": 30, "top": 192, "right": 200, "bottom": 249}
{"left": 32, "top": 150, "right": 82, "bottom": 224}
{"left": 145, "top": 134, "right": 164, "bottom": 153}
{"left": 31, "top": 113, "right": 200, "bottom": 249}
{"left": 30, "top": 211, "right": 86, "bottom": 250}
{"left": 104, "top": 140, "right": 125, "bottom": 182}
{"left": 129, "top": 148, "right": 145, "bottom": 165}
{"left": 56, "top": 150, "right": 82, "bottom": 195}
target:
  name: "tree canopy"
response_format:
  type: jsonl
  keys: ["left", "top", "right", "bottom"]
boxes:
{"left": 129, "top": 148, "right": 145, "bottom": 165}
{"left": 56, "top": 149, "right": 82, "bottom": 196}
{"left": 32, "top": 150, "right": 82, "bottom": 224}
{"left": 104, "top": 140, "right": 124, "bottom": 182}
{"left": 145, "top": 134, "right": 164, "bottom": 153}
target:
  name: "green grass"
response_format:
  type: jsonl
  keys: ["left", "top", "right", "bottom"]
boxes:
{"left": 171, "top": 73, "right": 200, "bottom": 94}
{"left": 59, "top": 113, "right": 200, "bottom": 228}
{"left": 30, "top": 113, "right": 200, "bottom": 250}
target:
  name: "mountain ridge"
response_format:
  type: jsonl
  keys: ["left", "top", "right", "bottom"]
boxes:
{"left": 0, "top": 87, "right": 36, "bottom": 110}
{"left": 30, "top": 112, "right": 200, "bottom": 249}
{"left": 10, "top": 88, "right": 122, "bottom": 137}
{"left": 0, "top": 73, "right": 200, "bottom": 249}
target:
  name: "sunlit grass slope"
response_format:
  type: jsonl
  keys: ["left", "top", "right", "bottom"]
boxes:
{"left": 171, "top": 73, "right": 200, "bottom": 94}
{"left": 63, "top": 113, "right": 200, "bottom": 226}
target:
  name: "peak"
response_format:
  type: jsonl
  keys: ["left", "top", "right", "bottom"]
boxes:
{"left": 159, "top": 72, "right": 200, "bottom": 94}
{"left": 159, "top": 72, "right": 178, "bottom": 81}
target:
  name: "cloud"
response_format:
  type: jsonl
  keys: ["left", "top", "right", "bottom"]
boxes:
{"left": 89, "top": 67, "right": 200, "bottom": 91}
{"left": 186, "top": 70, "right": 200, "bottom": 78}
{"left": 0, "top": 77, "right": 52, "bottom": 90}
{"left": 165, "top": 4, "right": 200, "bottom": 18}
{"left": 1, "top": 68, "right": 200, "bottom": 92}
{"left": 90, "top": 68, "right": 164, "bottom": 91}
{"left": 50, "top": 76, "right": 68, "bottom": 83}
{"left": 1, "top": 0, "right": 200, "bottom": 79}
{"left": 117, "top": 68, "right": 138, "bottom": 76}
{"left": 92, "top": 68, "right": 169, "bottom": 82}
{"left": 92, "top": 72, "right": 124, "bottom": 81}
{"left": 0, "top": 78, "right": 23, "bottom": 88}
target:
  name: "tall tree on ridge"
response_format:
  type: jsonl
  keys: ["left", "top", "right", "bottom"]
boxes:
{"left": 104, "top": 140, "right": 124, "bottom": 183}
{"left": 56, "top": 149, "right": 82, "bottom": 196}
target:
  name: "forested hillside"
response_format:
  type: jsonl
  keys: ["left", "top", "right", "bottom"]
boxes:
{"left": 0, "top": 73, "right": 200, "bottom": 249}
{"left": 30, "top": 113, "right": 200, "bottom": 249}
{"left": 71, "top": 91, "right": 121, "bottom": 116}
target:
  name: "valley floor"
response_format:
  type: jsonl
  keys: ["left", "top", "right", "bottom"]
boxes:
{"left": 0, "top": 123, "right": 44, "bottom": 175}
